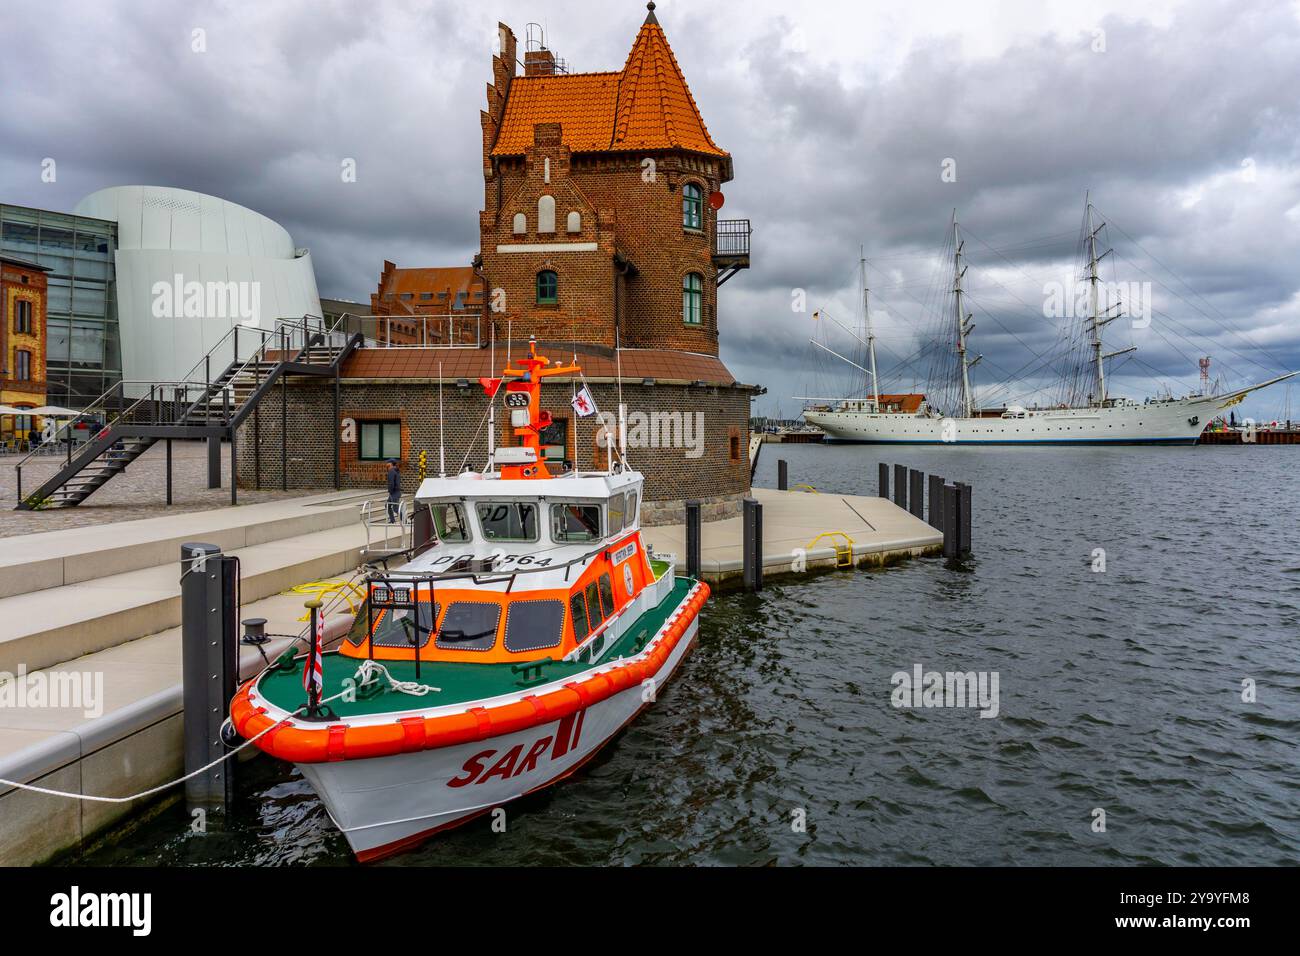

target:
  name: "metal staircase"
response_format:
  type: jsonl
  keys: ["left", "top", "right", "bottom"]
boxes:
{"left": 15, "top": 317, "right": 363, "bottom": 510}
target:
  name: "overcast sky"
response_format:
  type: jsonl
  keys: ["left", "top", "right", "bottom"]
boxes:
{"left": 4, "top": 0, "right": 1299, "bottom": 419}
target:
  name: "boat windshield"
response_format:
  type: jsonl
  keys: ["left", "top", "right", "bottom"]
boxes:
{"left": 370, "top": 603, "right": 437, "bottom": 648}
{"left": 552, "top": 503, "right": 602, "bottom": 542}
{"left": 430, "top": 502, "right": 470, "bottom": 542}
{"left": 476, "top": 501, "right": 538, "bottom": 542}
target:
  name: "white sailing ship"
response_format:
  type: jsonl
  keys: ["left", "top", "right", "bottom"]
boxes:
{"left": 802, "top": 201, "right": 1295, "bottom": 445}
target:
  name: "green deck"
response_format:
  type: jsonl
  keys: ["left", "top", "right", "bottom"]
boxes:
{"left": 257, "top": 576, "right": 694, "bottom": 718}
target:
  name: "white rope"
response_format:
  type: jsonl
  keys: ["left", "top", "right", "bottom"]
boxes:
{"left": 0, "top": 653, "right": 420, "bottom": 804}
{"left": 354, "top": 659, "right": 441, "bottom": 696}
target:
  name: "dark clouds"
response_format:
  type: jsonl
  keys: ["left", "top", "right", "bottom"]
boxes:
{"left": 4, "top": 0, "right": 1299, "bottom": 419}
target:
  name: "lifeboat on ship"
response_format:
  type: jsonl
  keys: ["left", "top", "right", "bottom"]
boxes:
{"left": 229, "top": 339, "right": 709, "bottom": 861}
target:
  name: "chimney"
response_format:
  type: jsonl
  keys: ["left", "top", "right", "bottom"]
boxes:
{"left": 524, "top": 48, "right": 557, "bottom": 76}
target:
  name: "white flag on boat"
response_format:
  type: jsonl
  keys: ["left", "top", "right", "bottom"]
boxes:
{"left": 571, "top": 386, "right": 596, "bottom": 417}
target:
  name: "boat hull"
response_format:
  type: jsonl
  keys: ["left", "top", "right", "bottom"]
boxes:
{"left": 297, "top": 614, "right": 699, "bottom": 861}
{"left": 804, "top": 394, "right": 1224, "bottom": 445}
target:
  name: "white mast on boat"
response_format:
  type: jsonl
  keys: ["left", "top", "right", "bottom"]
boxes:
{"left": 860, "top": 246, "right": 880, "bottom": 411}
{"left": 952, "top": 213, "right": 978, "bottom": 418}
{"left": 1083, "top": 193, "right": 1135, "bottom": 407}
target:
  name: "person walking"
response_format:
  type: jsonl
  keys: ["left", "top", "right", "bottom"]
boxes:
{"left": 386, "top": 459, "right": 401, "bottom": 523}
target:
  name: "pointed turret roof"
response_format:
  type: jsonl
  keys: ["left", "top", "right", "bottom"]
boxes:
{"left": 491, "top": 3, "right": 727, "bottom": 159}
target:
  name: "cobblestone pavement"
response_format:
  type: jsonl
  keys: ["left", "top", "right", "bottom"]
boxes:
{"left": 0, "top": 441, "right": 335, "bottom": 537}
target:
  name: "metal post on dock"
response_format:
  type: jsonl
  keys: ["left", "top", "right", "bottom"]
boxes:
{"left": 685, "top": 500, "right": 702, "bottom": 580}
{"left": 941, "top": 482, "right": 973, "bottom": 558}
{"left": 878, "top": 462, "right": 889, "bottom": 499}
{"left": 777, "top": 458, "right": 788, "bottom": 491}
{"left": 909, "top": 469, "right": 924, "bottom": 519}
{"left": 957, "top": 481, "right": 972, "bottom": 554}
{"left": 893, "top": 464, "right": 907, "bottom": 510}
{"left": 180, "top": 542, "right": 237, "bottom": 814}
{"left": 165, "top": 439, "right": 173, "bottom": 505}
{"left": 928, "top": 474, "right": 944, "bottom": 531}
{"left": 742, "top": 497, "right": 763, "bottom": 592}
{"left": 206, "top": 434, "right": 221, "bottom": 489}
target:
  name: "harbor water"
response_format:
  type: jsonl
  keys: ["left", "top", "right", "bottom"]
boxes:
{"left": 65, "top": 444, "right": 1300, "bottom": 866}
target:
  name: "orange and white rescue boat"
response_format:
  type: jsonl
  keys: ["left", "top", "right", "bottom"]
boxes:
{"left": 229, "top": 340, "right": 708, "bottom": 860}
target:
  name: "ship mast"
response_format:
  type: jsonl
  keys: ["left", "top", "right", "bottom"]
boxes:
{"left": 1082, "top": 194, "right": 1134, "bottom": 405}
{"left": 860, "top": 246, "right": 880, "bottom": 410}
{"left": 1085, "top": 195, "right": 1107, "bottom": 405}
{"left": 952, "top": 214, "right": 977, "bottom": 418}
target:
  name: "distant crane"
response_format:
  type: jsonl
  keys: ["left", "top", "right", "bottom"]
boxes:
{"left": 1199, "top": 356, "right": 1212, "bottom": 395}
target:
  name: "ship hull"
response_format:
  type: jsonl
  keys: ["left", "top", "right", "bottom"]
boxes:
{"left": 804, "top": 394, "right": 1224, "bottom": 445}
{"left": 297, "top": 614, "right": 699, "bottom": 862}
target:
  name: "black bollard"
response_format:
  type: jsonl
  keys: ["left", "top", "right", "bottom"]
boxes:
{"left": 878, "top": 462, "right": 889, "bottom": 499}
{"left": 957, "top": 481, "right": 973, "bottom": 554}
{"left": 180, "top": 542, "right": 238, "bottom": 814}
{"left": 928, "top": 474, "right": 945, "bottom": 531}
{"left": 685, "top": 499, "right": 702, "bottom": 580}
{"left": 909, "top": 469, "right": 924, "bottom": 519}
{"left": 777, "top": 459, "right": 788, "bottom": 491}
{"left": 942, "top": 484, "right": 959, "bottom": 558}
{"left": 893, "top": 464, "right": 907, "bottom": 510}
{"left": 742, "top": 497, "right": 763, "bottom": 592}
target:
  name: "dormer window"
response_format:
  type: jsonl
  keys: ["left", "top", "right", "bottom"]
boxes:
{"left": 682, "top": 182, "right": 703, "bottom": 230}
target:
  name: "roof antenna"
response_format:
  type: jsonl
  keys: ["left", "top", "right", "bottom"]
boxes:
{"left": 438, "top": 360, "right": 446, "bottom": 477}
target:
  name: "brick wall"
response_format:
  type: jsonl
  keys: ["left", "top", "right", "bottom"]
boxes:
{"left": 235, "top": 376, "right": 751, "bottom": 523}
{"left": 481, "top": 146, "right": 726, "bottom": 356}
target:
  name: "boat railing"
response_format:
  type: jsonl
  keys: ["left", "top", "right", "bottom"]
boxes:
{"left": 359, "top": 496, "right": 414, "bottom": 555}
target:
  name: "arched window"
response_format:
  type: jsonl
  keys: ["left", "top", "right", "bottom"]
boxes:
{"left": 682, "top": 183, "right": 703, "bottom": 230}
{"left": 682, "top": 272, "right": 703, "bottom": 325}
{"left": 512, "top": 212, "right": 526, "bottom": 234}
{"left": 538, "top": 195, "right": 556, "bottom": 233}
{"left": 566, "top": 211, "right": 582, "bottom": 233}
{"left": 536, "top": 270, "right": 558, "bottom": 304}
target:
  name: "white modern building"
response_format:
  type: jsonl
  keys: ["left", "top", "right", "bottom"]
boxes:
{"left": 73, "top": 186, "right": 322, "bottom": 396}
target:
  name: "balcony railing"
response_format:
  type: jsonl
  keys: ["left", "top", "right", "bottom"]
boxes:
{"left": 715, "top": 219, "right": 751, "bottom": 258}
{"left": 330, "top": 313, "right": 483, "bottom": 349}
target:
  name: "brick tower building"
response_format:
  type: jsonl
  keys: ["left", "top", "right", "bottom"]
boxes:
{"left": 237, "top": 4, "right": 755, "bottom": 523}
{"left": 479, "top": 3, "right": 745, "bottom": 354}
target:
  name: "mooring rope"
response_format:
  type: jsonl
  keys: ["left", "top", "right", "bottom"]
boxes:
{"left": 353, "top": 659, "right": 442, "bottom": 697}
{"left": 0, "top": 658, "right": 386, "bottom": 804}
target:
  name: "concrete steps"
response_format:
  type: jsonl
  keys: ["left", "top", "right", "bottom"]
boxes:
{"left": 0, "top": 491, "right": 375, "bottom": 673}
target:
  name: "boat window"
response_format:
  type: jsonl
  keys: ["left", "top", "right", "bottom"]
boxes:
{"left": 370, "top": 602, "right": 438, "bottom": 648}
{"left": 607, "top": 493, "right": 625, "bottom": 535}
{"left": 585, "top": 582, "right": 602, "bottom": 626}
{"left": 551, "top": 503, "right": 602, "bottom": 542}
{"left": 435, "top": 601, "right": 501, "bottom": 651}
{"left": 598, "top": 573, "right": 615, "bottom": 616}
{"left": 476, "top": 501, "right": 538, "bottom": 541}
{"left": 430, "top": 502, "right": 470, "bottom": 543}
{"left": 623, "top": 491, "right": 638, "bottom": 526}
{"left": 504, "top": 599, "right": 565, "bottom": 652}
{"left": 570, "top": 592, "right": 590, "bottom": 642}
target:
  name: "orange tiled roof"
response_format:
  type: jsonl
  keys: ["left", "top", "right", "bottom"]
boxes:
{"left": 383, "top": 266, "right": 478, "bottom": 299}
{"left": 492, "top": 12, "right": 726, "bottom": 158}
